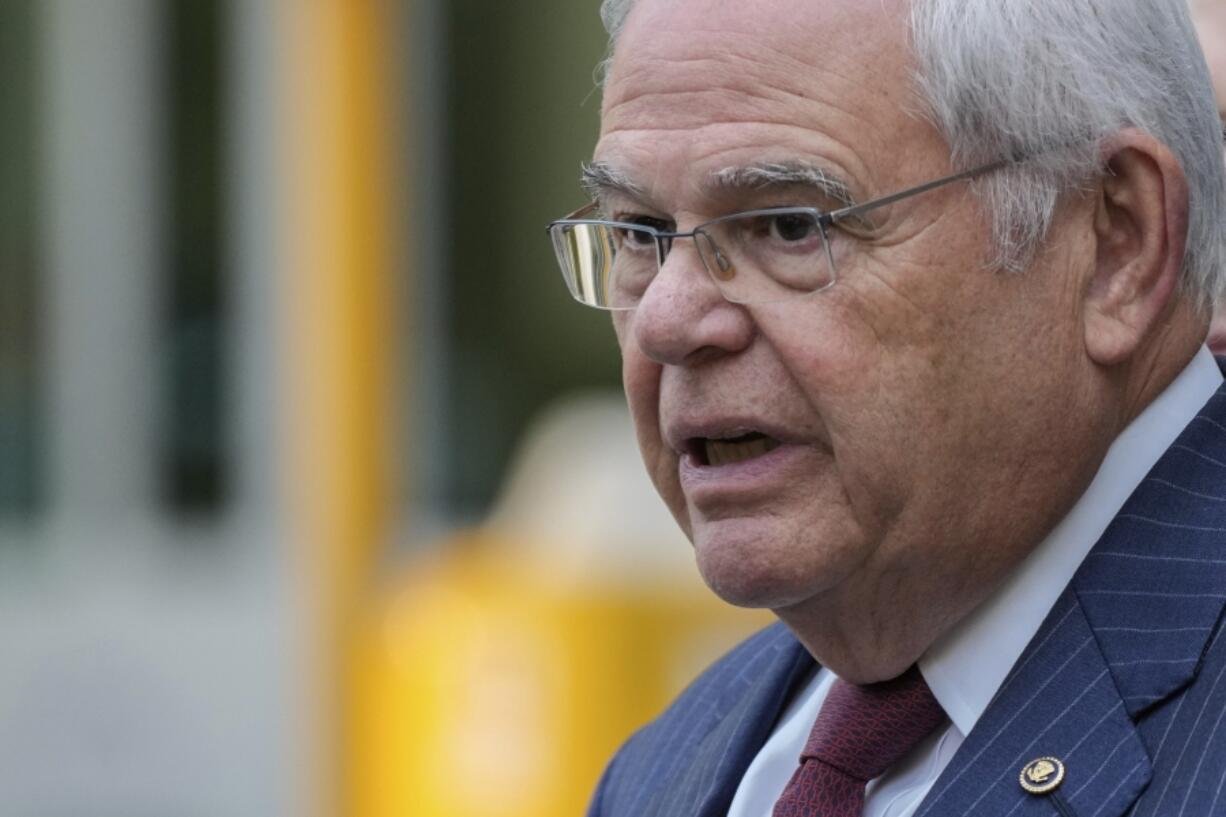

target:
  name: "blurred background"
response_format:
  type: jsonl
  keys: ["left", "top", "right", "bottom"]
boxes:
{"left": 0, "top": 2, "right": 767, "bottom": 815}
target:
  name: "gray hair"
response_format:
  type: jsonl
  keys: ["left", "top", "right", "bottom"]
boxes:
{"left": 598, "top": 0, "right": 1226, "bottom": 308}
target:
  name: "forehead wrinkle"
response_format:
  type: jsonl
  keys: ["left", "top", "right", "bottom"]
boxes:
{"left": 707, "top": 161, "right": 857, "bottom": 207}
{"left": 601, "top": 36, "right": 865, "bottom": 129}
{"left": 605, "top": 5, "right": 911, "bottom": 117}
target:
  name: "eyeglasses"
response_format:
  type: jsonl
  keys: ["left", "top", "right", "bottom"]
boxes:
{"left": 546, "top": 159, "right": 1009, "bottom": 310}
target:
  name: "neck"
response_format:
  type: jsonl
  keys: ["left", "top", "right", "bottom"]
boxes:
{"left": 1117, "top": 296, "right": 1208, "bottom": 428}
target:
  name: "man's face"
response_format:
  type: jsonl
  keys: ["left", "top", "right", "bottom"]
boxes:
{"left": 596, "top": 0, "right": 1102, "bottom": 637}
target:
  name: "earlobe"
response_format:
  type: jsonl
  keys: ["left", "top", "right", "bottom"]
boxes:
{"left": 1083, "top": 131, "right": 1188, "bottom": 367}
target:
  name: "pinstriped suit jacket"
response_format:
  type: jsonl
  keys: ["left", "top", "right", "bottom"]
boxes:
{"left": 588, "top": 370, "right": 1226, "bottom": 817}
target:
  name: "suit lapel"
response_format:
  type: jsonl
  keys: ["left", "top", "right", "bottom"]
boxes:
{"left": 647, "top": 630, "right": 813, "bottom": 817}
{"left": 1074, "top": 386, "right": 1226, "bottom": 717}
{"left": 916, "top": 590, "right": 1151, "bottom": 817}
{"left": 917, "top": 380, "right": 1226, "bottom": 817}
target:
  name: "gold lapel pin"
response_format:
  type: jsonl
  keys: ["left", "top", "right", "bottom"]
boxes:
{"left": 1020, "top": 757, "right": 1065, "bottom": 795}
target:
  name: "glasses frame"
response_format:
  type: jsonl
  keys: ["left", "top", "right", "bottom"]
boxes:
{"left": 547, "top": 157, "right": 1011, "bottom": 310}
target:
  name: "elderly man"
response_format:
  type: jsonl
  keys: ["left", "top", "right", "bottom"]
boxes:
{"left": 547, "top": 0, "right": 1226, "bottom": 815}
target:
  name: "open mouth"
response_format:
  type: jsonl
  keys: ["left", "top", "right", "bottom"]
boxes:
{"left": 692, "top": 432, "right": 783, "bottom": 466}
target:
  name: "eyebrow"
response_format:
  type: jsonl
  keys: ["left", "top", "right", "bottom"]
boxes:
{"left": 580, "top": 161, "right": 646, "bottom": 203}
{"left": 578, "top": 158, "right": 858, "bottom": 212}
{"left": 707, "top": 161, "right": 856, "bottom": 208}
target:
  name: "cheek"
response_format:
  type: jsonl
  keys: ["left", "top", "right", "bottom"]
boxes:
{"left": 752, "top": 298, "right": 888, "bottom": 430}
{"left": 615, "top": 315, "right": 658, "bottom": 431}
{"left": 752, "top": 300, "right": 935, "bottom": 527}
{"left": 617, "top": 327, "right": 689, "bottom": 522}
{"left": 621, "top": 349, "right": 660, "bottom": 438}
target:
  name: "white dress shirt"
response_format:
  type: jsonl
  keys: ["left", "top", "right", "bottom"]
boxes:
{"left": 727, "top": 347, "right": 1223, "bottom": 817}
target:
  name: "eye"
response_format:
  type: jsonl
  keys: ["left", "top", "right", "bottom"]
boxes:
{"left": 730, "top": 211, "right": 822, "bottom": 252}
{"left": 612, "top": 214, "right": 668, "bottom": 249}
{"left": 629, "top": 215, "right": 669, "bottom": 230}
{"left": 768, "top": 213, "right": 818, "bottom": 242}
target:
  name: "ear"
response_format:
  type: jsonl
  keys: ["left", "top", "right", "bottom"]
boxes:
{"left": 1084, "top": 130, "right": 1189, "bottom": 366}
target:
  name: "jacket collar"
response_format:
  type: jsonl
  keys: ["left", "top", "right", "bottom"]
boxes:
{"left": 1074, "top": 384, "right": 1226, "bottom": 716}
{"left": 646, "top": 623, "right": 813, "bottom": 817}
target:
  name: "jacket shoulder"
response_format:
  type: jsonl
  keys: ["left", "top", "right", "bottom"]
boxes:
{"left": 587, "top": 622, "right": 805, "bottom": 817}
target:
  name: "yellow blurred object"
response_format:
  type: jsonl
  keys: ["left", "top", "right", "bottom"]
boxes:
{"left": 354, "top": 535, "right": 769, "bottom": 817}
{"left": 346, "top": 393, "right": 770, "bottom": 817}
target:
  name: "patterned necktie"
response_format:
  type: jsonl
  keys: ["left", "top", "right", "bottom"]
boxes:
{"left": 772, "top": 664, "right": 947, "bottom": 817}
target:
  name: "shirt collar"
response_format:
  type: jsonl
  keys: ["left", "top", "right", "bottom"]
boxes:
{"left": 918, "top": 346, "right": 1224, "bottom": 737}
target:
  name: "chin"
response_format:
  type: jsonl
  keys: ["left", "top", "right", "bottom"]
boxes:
{"left": 690, "top": 515, "right": 854, "bottom": 611}
{"left": 700, "top": 571, "right": 798, "bottom": 610}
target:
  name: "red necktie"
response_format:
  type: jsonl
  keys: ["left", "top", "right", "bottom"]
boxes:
{"left": 772, "top": 665, "right": 946, "bottom": 817}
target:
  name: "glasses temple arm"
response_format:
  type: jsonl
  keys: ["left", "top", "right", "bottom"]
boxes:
{"left": 824, "top": 159, "right": 1010, "bottom": 226}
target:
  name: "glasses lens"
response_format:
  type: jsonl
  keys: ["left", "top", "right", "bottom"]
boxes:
{"left": 697, "top": 210, "right": 834, "bottom": 303}
{"left": 549, "top": 221, "right": 657, "bottom": 309}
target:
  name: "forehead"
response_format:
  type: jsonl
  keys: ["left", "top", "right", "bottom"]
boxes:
{"left": 597, "top": 0, "right": 929, "bottom": 206}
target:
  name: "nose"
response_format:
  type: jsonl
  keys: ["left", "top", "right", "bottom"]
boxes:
{"left": 630, "top": 238, "right": 755, "bottom": 366}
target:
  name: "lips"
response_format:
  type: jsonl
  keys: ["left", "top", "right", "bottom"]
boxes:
{"left": 668, "top": 416, "right": 792, "bottom": 468}
{"left": 674, "top": 423, "right": 813, "bottom": 506}
{"left": 698, "top": 432, "right": 783, "bottom": 466}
